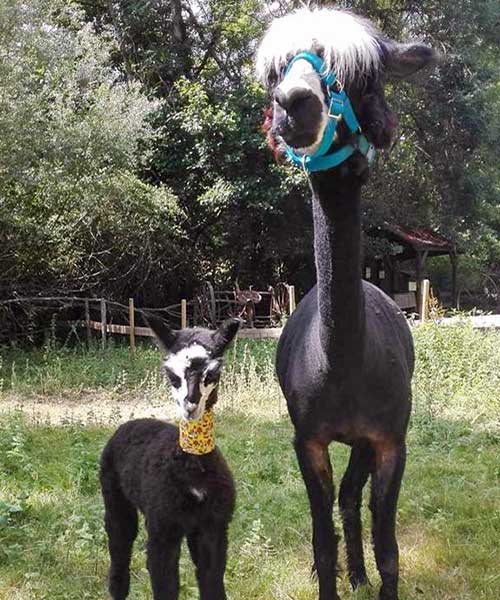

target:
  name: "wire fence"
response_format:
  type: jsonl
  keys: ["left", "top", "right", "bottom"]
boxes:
{"left": 2, "top": 284, "right": 498, "bottom": 349}
{"left": 0, "top": 285, "right": 295, "bottom": 347}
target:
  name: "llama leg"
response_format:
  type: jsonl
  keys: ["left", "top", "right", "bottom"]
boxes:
{"left": 295, "top": 435, "right": 339, "bottom": 600}
{"left": 102, "top": 487, "right": 138, "bottom": 600}
{"left": 187, "top": 525, "right": 229, "bottom": 600}
{"left": 339, "top": 441, "right": 374, "bottom": 589}
{"left": 370, "top": 441, "right": 406, "bottom": 600}
{"left": 146, "top": 526, "right": 183, "bottom": 600}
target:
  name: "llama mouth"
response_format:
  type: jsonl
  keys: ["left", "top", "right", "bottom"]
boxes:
{"left": 182, "top": 396, "right": 207, "bottom": 421}
{"left": 182, "top": 407, "right": 200, "bottom": 421}
{"left": 280, "top": 130, "right": 319, "bottom": 149}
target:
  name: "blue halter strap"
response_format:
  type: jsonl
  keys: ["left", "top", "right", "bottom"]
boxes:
{"left": 283, "top": 52, "right": 376, "bottom": 172}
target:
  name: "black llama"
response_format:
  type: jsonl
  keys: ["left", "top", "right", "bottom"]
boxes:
{"left": 100, "top": 317, "right": 241, "bottom": 600}
{"left": 256, "top": 6, "right": 436, "bottom": 600}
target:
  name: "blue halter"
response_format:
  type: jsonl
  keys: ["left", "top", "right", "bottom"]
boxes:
{"left": 283, "top": 52, "right": 376, "bottom": 172}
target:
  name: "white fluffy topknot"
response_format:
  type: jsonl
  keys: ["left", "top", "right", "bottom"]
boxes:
{"left": 255, "top": 7, "right": 382, "bottom": 88}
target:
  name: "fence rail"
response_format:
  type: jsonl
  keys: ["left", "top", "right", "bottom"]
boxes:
{"left": 1, "top": 285, "right": 297, "bottom": 346}
{"left": 78, "top": 319, "right": 283, "bottom": 341}
{"left": 78, "top": 313, "right": 500, "bottom": 350}
{"left": 3, "top": 286, "right": 499, "bottom": 350}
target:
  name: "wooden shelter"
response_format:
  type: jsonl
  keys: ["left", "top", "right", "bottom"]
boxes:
{"left": 366, "top": 224, "right": 459, "bottom": 314}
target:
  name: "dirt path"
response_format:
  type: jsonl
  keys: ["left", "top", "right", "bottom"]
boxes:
{"left": 0, "top": 391, "right": 178, "bottom": 426}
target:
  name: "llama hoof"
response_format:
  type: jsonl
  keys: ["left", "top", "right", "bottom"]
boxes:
{"left": 349, "top": 572, "right": 370, "bottom": 589}
{"left": 378, "top": 584, "right": 398, "bottom": 600}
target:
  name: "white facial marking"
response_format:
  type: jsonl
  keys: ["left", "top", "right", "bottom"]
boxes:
{"left": 276, "top": 59, "right": 328, "bottom": 155}
{"left": 256, "top": 7, "right": 381, "bottom": 89}
{"left": 163, "top": 345, "right": 221, "bottom": 421}
{"left": 165, "top": 344, "right": 210, "bottom": 375}
{"left": 190, "top": 487, "right": 206, "bottom": 502}
{"left": 164, "top": 344, "right": 211, "bottom": 420}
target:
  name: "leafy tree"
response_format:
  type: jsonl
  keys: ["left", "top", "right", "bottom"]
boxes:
{"left": 0, "top": 0, "right": 184, "bottom": 305}
{"left": 1, "top": 0, "right": 499, "bottom": 321}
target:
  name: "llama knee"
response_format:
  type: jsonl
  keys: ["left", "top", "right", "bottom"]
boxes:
{"left": 339, "top": 479, "right": 362, "bottom": 515}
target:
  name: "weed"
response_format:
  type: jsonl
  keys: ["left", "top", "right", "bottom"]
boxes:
{"left": 0, "top": 411, "right": 33, "bottom": 476}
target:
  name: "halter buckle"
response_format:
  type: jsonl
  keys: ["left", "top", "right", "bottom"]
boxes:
{"left": 332, "top": 78, "right": 344, "bottom": 93}
{"left": 366, "top": 145, "right": 377, "bottom": 163}
{"left": 328, "top": 95, "right": 344, "bottom": 121}
{"left": 329, "top": 112, "right": 342, "bottom": 122}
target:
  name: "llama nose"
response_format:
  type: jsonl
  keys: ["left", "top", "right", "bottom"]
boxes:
{"left": 275, "top": 87, "right": 291, "bottom": 110}
{"left": 275, "top": 86, "right": 311, "bottom": 112}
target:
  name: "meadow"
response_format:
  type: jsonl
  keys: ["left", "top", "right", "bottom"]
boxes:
{"left": 0, "top": 322, "right": 499, "bottom": 600}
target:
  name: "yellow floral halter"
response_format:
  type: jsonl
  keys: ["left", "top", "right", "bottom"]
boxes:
{"left": 179, "top": 408, "right": 215, "bottom": 455}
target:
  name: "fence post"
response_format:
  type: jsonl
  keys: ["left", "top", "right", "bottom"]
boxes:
{"left": 84, "top": 299, "right": 91, "bottom": 346}
{"left": 288, "top": 285, "right": 296, "bottom": 314}
{"left": 420, "top": 278, "right": 430, "bottom": 322}
{"left": 100, "top": 299, "right": 107, "bottom": 349}
{"left": 181, "top": 299, "right": 187, "bottom": 329}
{"left": 129, "top": 298, "right": 136, "bottom": 354}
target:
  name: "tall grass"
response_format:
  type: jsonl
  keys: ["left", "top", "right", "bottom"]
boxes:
{"left": 0, "top": 323, "right": 499, "bottom": 599}
{"left": 412, "top": 322, "right": 500, "bottom": 429}
{"left": 1, "top": 322, "right": 498, "bottom": 427}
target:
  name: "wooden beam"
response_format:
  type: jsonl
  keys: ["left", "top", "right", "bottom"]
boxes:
{"left": 288, "top": 285, "right": 296, "bottom": 314}
{"left": 74, "top": 319, "right": 283, "bottom": 339}
{"left": 128, "top": 298, "right": 136, "bottom": 354}
{"left": 238, "top": 327, "right": 283, "bottom": 339}
{"left": 181, "top": 299, "right": 187, "bottom": 329}
{"left": 415, "top": 251, "right": 429, "bottom": 317}
{"left": 84, "top": 299, "right": 91, "bottom": 345}
{"left": 100, "top": 299, "right": 107, "bottom": 350}
{"left": 420, "top": 278, "right": 430, "bottom": 322}
{"left": 450, "top": 252, "right": 458, "bottom": 309}
{"left": 72, "top": 314, "right": 500, "bottom": 342}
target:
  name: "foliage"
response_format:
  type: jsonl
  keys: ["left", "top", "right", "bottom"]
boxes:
{"left": 358, "top": 0, "right": 500, "bottom": 278}
{"left": 412, "top": 322, "right": 500, "bottom": 427}
{"left": 152, "top": 76, "right": 311, "bottom": 288}
{"left": 1, "top": 0, "right": 499, "bottom": 317}
{"left": 0, "top": 0, "right": 183, "bottom": 305}
{"left": 76, "top": 0, "right": 500, "bottom": 299}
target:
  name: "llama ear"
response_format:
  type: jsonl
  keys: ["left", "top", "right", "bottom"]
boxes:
{"left": 212, "top": 318, "right": 242, "bottom": 354}
{"left": 384, "top": 42, "right": 439, "bottom": 80}
{"left": 144, "top": 314, "right": 177, "bottom": 352}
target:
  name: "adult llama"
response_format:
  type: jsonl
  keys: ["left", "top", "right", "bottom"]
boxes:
{"left": 256, "top": 6, "right": 436, "bottom": 600}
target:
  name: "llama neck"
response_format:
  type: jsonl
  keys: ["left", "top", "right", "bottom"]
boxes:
{"left": 309, "top": 170, "right": 365, "bottom": 371}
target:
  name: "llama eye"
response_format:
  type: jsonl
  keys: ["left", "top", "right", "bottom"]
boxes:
{"left": 203, "top": 359, "right": 222, "bottom": 385}
{"left": 164, "top": 369, "right": 181, "bottom": 388}
{"left": 204, "top": 367, "right": 220, "bottom": 385}
{"left": 204, "top": 372, "right": 217, "bottom": 385}
{"left": 169, "top": 375, "right": 181, "bottom": 388}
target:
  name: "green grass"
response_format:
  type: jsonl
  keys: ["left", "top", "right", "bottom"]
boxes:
{"left": 0, "top": 337, "right": 278, "bottom": 399}
{"left": 0, "top": 413, "right": 498, "bottom": 600}
{"left": 0, "top": 323, "right": 499, "bottom": 599}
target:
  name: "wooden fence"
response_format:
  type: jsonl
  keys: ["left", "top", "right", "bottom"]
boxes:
{"left": 0, "top": 285, "right": 297, "bottom": 347}
{"left": 2, "top": 282, "right": 499, "bottom": 351}
{"left": 82, "top": 285, "right": 500, "bottom": 353}
{"left": 80, "top": 297, "right": 286, "bottom": 351}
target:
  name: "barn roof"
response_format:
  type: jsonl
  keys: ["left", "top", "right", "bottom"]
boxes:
{"left": 371, "top": 224, "right": 458, "bottom": 258}
{"left": 384, "top": 224, "right": 457, "bottom": 253}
